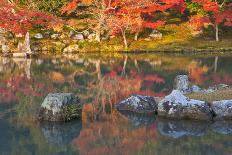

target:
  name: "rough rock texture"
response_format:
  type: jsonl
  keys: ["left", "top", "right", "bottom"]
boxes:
{"left": 174, "top": 75, "right": 191, "bottom": 94}
{"left": 211, "top": 121, "right": 232, "bottom": 135}
{"left": 212, "top": 100, "right": 232, "bottom": 120}
{"left": 157, "top": 119, "right": 209, "bottom": 138}
{"left": 38, "top": 93, "right": 82, "bottom": 122}
{"left": 158, "top": 90, "right": 213, "bottom": 121}
{"left": 116, "top": 95, "right": 161, "bottom": 114}
{"left": 41, "top": 121, "right": 82, "bottom": 145}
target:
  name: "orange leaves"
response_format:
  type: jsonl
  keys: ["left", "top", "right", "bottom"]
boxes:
{"left": 61, "top": 0, "right": 78, "bottom": 15}
{"left": 189, "top": 15, "right": 211, "bottom": 30}
{"left": 190, "top": 0, "right": 232, "bottom": 28}
{"left": 143, "top": 21, "right": 166, "bottom": 29}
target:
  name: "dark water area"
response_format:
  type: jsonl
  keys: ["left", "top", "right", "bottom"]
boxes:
{"left": 0, "top": 54, "right": 232, "bottom": 155}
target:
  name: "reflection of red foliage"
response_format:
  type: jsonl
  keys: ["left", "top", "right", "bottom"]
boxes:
{"left": 0, "top": 75, "right": 53, "bottom": 103}
{"left": 212, "top": 74, "right": 232, "bottom": 85}
{"left": 73, "top": 109, "right": 157, "bottom": 155}
{"left": 188, "top": 61, "right": 208, "bottom": 85}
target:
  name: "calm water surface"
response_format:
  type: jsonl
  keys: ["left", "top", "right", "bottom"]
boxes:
{"left": 0, "top": 54, "right": 232, "bottom": 155}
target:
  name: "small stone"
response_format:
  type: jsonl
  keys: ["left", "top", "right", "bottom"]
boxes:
{"left": 174, "top": 75, "right": 191, "bottom": 94}
{"left": 149, "top": 30, "right": 162, "bottom": 39}
{"left": 34, "top": 33, "right": 43, "bottom": 39}
{"left": 191, "top": 85, "right": 201, "bottom": 93}
{"left": 72, "top": 34, "right": 84, "bottom": 41}
{"left": 212, "top": 100, "right": 232, "bottom": 120}
{"left": 51, "top": 34, "right": 60, "bottom": 39}
{"left": 38, "top": 93, "right": 82, "bottom": 122}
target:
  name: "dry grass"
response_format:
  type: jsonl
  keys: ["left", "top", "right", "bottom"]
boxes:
{"left": 187, "top": 90, "right": 232, "bottom": 103}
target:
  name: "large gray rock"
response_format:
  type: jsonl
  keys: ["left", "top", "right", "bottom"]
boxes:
{"left": 158, "top": 90, "right": 213, "bottom": 121}
{"left": 116, "top": 95, "right": 161, "bottom": 114}
{"left": 174, "top": 75, "right": 191, "bottom": 94}
{"left": 38, "top": 93, "right": 82, "bottom": 122}
{"left": 157, "top": 119, "right": 209, "bottom": 138}
{"left": 212, "top": 100, "right": 232, "bottom": 120}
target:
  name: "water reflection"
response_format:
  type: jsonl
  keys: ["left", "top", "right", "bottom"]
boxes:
{"left": 212, "top": 121, "right": 232, "bottom": 135}
{"left": 0, "top": 54, "right": 232, "bottom": 154}
{"left": 40, "top": 121, "right": 82, "bottom": 145}
{"left": 157, "top": 119, "right": 210, "bottom": 138}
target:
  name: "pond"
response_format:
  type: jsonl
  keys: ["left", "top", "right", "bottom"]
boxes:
{"left": 0, "top": 54, "right": 232, "bottom": 155}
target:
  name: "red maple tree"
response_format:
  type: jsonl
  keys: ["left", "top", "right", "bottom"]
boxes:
{"left": 189, "top": 0, "right": 232, "bottom": 41}
{"left": 0, "top": 1, "right": 55, "bottom": 35}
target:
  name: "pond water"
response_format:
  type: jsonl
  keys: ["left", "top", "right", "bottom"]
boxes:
{"left": 0, "top": 54, "right": 232, "bottom": 155}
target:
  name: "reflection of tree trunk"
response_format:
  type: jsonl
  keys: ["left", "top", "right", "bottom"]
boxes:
{"left": 25, "top": 59, "right": 32, "bottom": 79}
{"left": 215, "top": 24, "right": 219, "bottom": 42}
{"left": 214, "top": 56, "right": 218, "bottom": 73}
{"left": 122, "top": 31, "right": 128, "bottom": 49}
{"left": 96, "top": 60, "right": 101, "bottom": 80}
{"left": 134, "top": 59, "right": 139, "bottom": 72}
{"left": 121, "top": 56, "right": 128, "bottom": 76}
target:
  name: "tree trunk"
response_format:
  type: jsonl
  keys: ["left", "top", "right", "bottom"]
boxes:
{"left": 215, "top": 24, "right": 219, "bottom": 42}
{"left": 95, "top": 29, "right": 101, "bottom": 42}
{"left": 134, "top": 32, "right": 139, "bottom": 41}
{"left": 122, "top": 31, "right": 128, "bottom": 49}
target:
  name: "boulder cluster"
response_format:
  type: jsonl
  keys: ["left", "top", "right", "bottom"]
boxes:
{"left": 37, "top": 75, "right": 232, "bottom": 122}
{"left": 117, "top": 75, "right": 232, "bottom": 121}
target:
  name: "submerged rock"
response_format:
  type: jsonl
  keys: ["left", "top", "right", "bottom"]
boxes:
{"left": 158, "top": 90, "right": 213, "bottom": 121}
{"left": 116, "top": 95, "right": 161, "bottom": 114}
{"left": 212, "top": 100, "right": 232, "bottom": 120}
{"left": 38, "top": 93, "right": 82, "bottom": 122}
{"left": 174, "top": 75, "right": 191, "bottom": 94}
{"left": 157, "top": 119, "right": 209, "bottom": 138}
{"left": 211, "top": 121, "right": 232, "bottom": 135}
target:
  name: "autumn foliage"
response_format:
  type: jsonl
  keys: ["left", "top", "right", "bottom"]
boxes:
{"left": 0, "top": 1, "right": 56, "bottom": 35}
